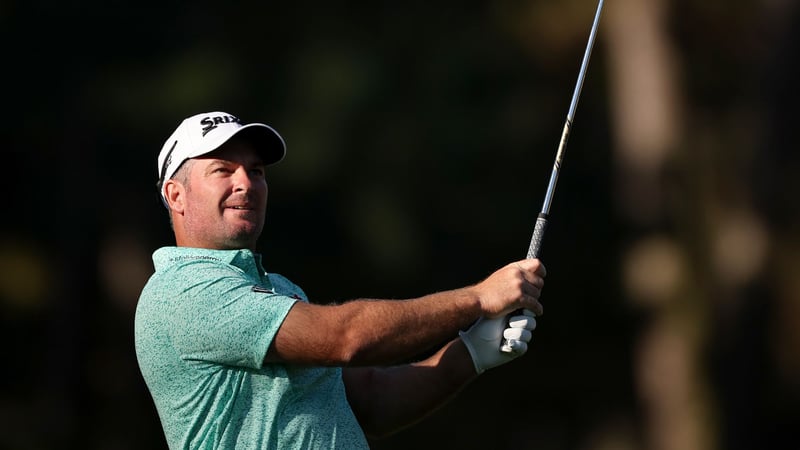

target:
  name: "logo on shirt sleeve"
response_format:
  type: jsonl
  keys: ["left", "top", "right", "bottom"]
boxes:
{"left": 252, "top": 285, "right": 303, "bottom": 300}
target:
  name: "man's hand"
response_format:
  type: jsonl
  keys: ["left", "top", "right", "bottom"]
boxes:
{"left": 459, "top": 310, "right": 537, "bottom": 374}
{"left": 468, "top": 259, "right": 546, "bottom": 318}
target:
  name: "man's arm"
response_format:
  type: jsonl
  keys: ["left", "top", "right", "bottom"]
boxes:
{"left": 265, "top": 259, "right": 545, "bottom": 366}
{"left": 341, "top": 338, "right": 477, "bottom": 439}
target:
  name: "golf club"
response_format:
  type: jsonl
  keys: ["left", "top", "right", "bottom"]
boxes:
{"left": 501, "top": 0, "right": 604, "bottom": 353}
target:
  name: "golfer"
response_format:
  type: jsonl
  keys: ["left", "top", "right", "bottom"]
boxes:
{"left": 134, "top": 111, "right": 547, "bottom": 449}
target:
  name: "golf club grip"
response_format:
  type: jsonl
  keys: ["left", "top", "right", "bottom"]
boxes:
{"left": 500, "top": 214, "right": 549, "bottom": 353}
{"left": 526, "top": 213, "right": 549, "bottom": 259}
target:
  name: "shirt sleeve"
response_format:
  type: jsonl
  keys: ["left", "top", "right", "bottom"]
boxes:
{"left": 167, "top": 260, "right": 297, "bottom": 369}
{"left": 268, "top": 272, "right": 309, "bottom": 301}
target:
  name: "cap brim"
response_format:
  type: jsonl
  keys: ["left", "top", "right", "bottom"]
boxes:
{"left": 220, "top": 123, "right": 286, "bottom": 165}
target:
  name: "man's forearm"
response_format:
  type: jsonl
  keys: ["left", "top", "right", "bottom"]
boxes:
{"left": 343, "top": 338, "right": 478, "bottom": 439}
{"left": 268, "top": 288, "right": 482, "bottom": 366}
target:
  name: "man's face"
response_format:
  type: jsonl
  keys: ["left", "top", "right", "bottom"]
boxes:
{"left": 180, "top": 138, "right": 268, "bottom": 250}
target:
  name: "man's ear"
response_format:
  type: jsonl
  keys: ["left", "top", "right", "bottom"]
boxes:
{"left": 163, "top": 179, "right": 186, "bottom": 214}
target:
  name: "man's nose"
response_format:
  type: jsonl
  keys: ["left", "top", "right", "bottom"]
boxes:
{"left": 232, "top": 167, "right": 253, "bottom": 192}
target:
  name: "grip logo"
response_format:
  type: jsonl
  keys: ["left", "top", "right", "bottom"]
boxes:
{"left": 200, "top": 114, "right": 241, "bottom": 136}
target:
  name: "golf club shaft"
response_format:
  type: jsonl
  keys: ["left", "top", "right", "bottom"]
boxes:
{"left": 501, "top": 0, "right": 604, "bottom": 353}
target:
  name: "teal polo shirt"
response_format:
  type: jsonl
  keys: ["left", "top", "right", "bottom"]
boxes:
{"left": 135, "top": 247, "right": 368, "bottom": 449}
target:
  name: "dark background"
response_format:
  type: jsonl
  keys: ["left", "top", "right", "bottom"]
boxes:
{"left": 2, "top": 0, "right": 799, "bottom": 449}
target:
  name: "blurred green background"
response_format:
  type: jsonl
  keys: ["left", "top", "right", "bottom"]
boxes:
{"left": 2, "top": 0, "right": 799, "bottom": 449}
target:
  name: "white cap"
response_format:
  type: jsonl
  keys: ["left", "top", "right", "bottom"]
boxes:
{"left": 157, "top": 111, "right": 286, "bottom": 204}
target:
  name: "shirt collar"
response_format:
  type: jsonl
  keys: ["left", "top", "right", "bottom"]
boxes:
{"left": 152, "top": 246, "right": 267, "bottom": 279}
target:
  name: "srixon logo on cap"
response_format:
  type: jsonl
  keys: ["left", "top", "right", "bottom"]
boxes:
{"left": 200, "top": 114, "right": 242, "bottom": 137}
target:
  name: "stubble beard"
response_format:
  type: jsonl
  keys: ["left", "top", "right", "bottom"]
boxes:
{"left": 182, "top": 206, "right": 264, "bottom": 251}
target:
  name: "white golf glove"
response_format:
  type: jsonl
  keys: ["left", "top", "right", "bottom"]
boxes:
{"left": 459, "top": 310, "right": 537, "bottom": 374}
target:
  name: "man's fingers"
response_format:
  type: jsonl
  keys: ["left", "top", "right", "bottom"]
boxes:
{"left": 516, "top": 258, "right": 547, "bottom": 277}
{"left": 503, "top": 327, "right": 532, "bottom": 343}
{"left": 508, "top": 311, "right": 537, "bottom": 330}
{"left": 503, "top": 339, "right": 528, "bottom": 354}
{"left": 532, "top": 259, "right": 547, "bottom": 277}
{"left": 514, "top": 259, "right": 545, "bottom": 291}
{"left": 522, "top": 280, "right": 543, "bottom": 298}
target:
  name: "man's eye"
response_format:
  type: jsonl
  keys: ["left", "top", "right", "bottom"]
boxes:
{"left": 250, "top": 168, "right": 265, "bottom": 177}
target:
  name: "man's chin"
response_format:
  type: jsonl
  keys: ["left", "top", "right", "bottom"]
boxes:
{"left": 224, "top": 225, "right": 262, "bottom": 249}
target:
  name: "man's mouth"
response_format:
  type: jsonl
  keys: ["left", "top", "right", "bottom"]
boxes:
{"left": 225, "top": 203, "right": 258, "bottom": 212}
